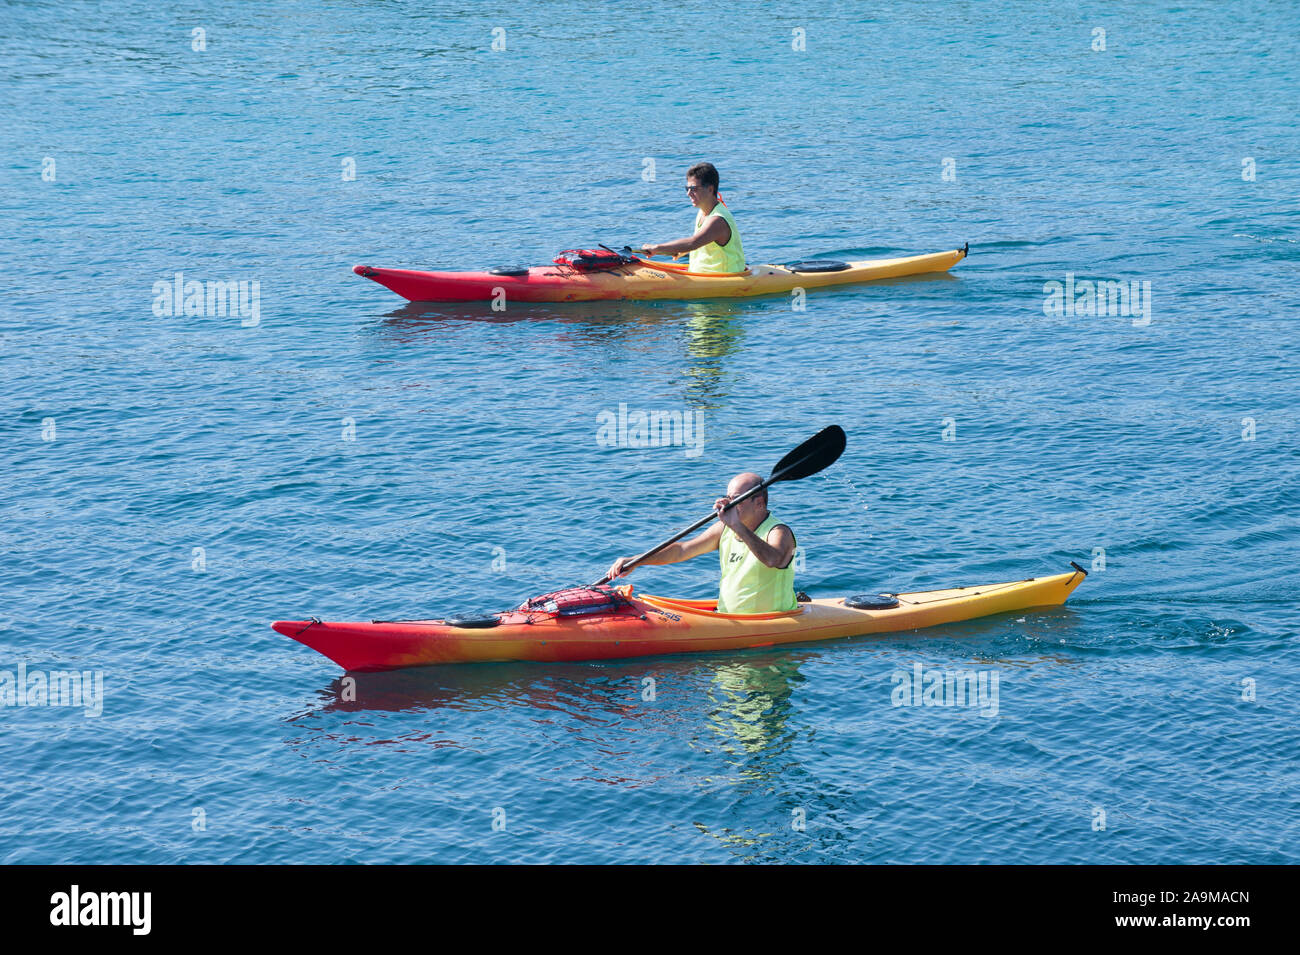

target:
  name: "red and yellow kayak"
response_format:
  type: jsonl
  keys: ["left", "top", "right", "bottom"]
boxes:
{"left": 353, "top": 245, "right": 967, "bottom": 303}
{"left": 272, "top": 564, "right": 1085, "bottom": 671}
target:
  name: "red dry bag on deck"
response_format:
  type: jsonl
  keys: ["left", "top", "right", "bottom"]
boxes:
{"left": 553, "top": 248, "right": 636, "bottom": 272}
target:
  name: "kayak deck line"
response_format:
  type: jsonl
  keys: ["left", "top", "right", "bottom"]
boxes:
{"left": 893, "top": 563, "right": 1086, "bottom": 607}
{"left": 892, "top": 577, "right": 1042, "bottom": 607}
{"left": 271, "top": 563, "right": 1085, "bottom": 671}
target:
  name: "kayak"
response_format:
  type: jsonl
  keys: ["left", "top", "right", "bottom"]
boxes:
{"left": 352, "top": 245, "right": 968, "bottom": 303}
{"left": 272, "top": 563, "right": 1085, "bottom": 671}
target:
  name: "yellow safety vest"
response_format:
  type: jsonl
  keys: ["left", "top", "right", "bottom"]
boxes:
{"left": 717, "top": 513, "right": 797, "bottom": 614}
{"left": 689, "top": 200, "right": 746, "bottom": 274}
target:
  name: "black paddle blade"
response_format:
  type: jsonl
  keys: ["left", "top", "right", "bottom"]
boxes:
{"left": 769, "top": 425, "right": 847, "bottom": 483}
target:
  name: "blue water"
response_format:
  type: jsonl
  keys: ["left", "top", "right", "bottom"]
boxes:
{"left": 2, "top": 1, "right": 1297, "bottom": 864}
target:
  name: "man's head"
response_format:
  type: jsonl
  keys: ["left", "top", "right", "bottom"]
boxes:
{"left": 725, "top": 471, "right": 768, "bottom": 528}
{"left": 686, "top": 162, "right": 720, "bottom": 209}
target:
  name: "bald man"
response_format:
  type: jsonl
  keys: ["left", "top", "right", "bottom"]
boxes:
{"left": 605, "top": 472, "right": 799, "bottom": 614}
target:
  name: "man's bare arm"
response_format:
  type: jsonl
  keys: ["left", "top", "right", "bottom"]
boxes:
{"left": 644, "top": 216, "right": 731, "bottom": 258}
{"left": 605, "top": 521, "right": 725, "bottom": 579}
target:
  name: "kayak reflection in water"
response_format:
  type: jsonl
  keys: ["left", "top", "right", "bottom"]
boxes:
{"left": 641, "top": 162, "right": 746, "bottom": 274}
{"left": 606, "top": 472, "right": 798, "bottom": 615}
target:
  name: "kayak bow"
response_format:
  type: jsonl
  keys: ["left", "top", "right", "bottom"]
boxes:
{"left": 272, "top": 563, "right": 1085, "bottom": 671}
{"left": 353, "top": 245, "right": 967, "bottom": 303}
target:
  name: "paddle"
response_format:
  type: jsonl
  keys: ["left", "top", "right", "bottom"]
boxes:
{"left": 592, "top": 425, "right": 847, "bottom": 586}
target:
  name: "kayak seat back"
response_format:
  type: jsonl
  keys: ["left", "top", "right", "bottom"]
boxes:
{"left": 640, "top": 593, "right": 805, "bottom": 620}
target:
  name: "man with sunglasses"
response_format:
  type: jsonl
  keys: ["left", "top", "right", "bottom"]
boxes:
{"left": 641, "top": 162, "right": 746, "bottom": 274}
{"left": 604, "top": 471, "right": 798, "bottom": 615}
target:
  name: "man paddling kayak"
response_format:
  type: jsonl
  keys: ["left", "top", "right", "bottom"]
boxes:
{"left": 641, "top": 162, "right": 746, "bottom": 274}
{"left": 605, "top": 471, "right": 798, "bottom": 614}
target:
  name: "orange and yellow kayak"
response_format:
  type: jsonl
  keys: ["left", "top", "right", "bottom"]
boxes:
{"left": 353, "top": 245, "right": 967, "bottom": 303}
{"left": 272, "top": 564, "right": 1085, "bottom": 671}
